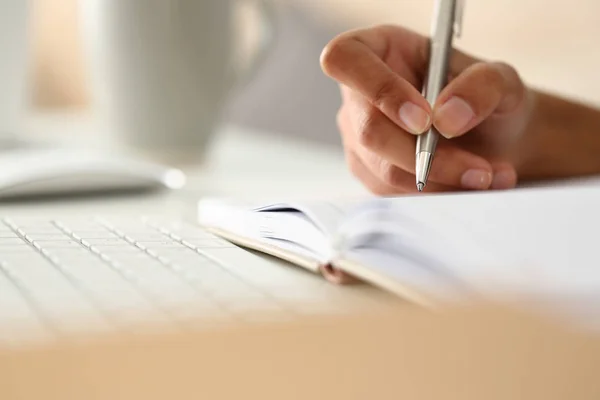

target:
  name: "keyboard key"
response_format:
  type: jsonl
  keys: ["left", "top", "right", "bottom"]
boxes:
{"left": 40, "top": 248, "right": 90, "bottom": 257}
{"left": 183, "top": 239, "right": 234, "bottom": 248}
{"left": 56, "top": 222, "right": 109, "bottom": 233}
{"left": 190, "top": 273, "right": 264, "bottom": 299}
{"left": 24, "top": 234, "right": 71, "bottom": 242}
{"left": 0, "top": 245, "right": 34, "bottom": 254}
{"left": 105, "top": 253, "right": 154, "bottom": 262}
{"left": 178, "top": 263, "right": 233, "bottom": 281}
{"left": 81, "top": 238, "right": 127, "bottom": 246}
{"left": 39, "top": 248, "right": 87, "bottom": 258}
{"left": 148, "top": 247, "right": 198, "bottom": 257}
{"left": 64, "top": 269, "right": 114, "bottom": 285}
{"left": 167, "top": 228, "right": 215, "bottom": 239}
{"left": 33, "top": 240, "right": 83, "bottom": 248}
{"left": 17, "top": 226, "right": 62, "bottom": 234}
{"left": 0, "top": 238, "right": 26, "bottom": 246}
{"left": 148, "top": 287, "right": 203, "bottom": 308}
{"left": 91, "top": 245, "right": 143, "bottom": 254}
{"left": 0, "top": 254, "right": 48, "bottom": 265}
{"left": 51, "top": 254, "right": 104, "bottom": 264}
{"left": 71, "top": 232, "right": 118, "bottom": 240}
{"left": 123, "top": 234, "right": 168, "bottom": 242}
{"left": 137, "top": 241, "right": 186, "bottom": 249}
{"left": 0, "top": 232, "right": 19, "bottom": 238}
{"left": 123, "top": 267, "right": 184, "bottom": 286}
{"left": 10, "top": 220, "right": 56, "bottom": 229}
{"left": 111, "top": 226, "right": 156, "bottom": 235}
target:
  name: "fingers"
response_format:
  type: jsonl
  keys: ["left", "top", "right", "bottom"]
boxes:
{"left": 344, "top": 150, "right": 403, "bottom": 196}
{"left": 321, "top": 26, "right": 432, "bottom": 135}
{"left": 342, "top": 89, "right": 494, "bottom": 190}
{"left": 490, "top": 161, "right": 518, "bottom": 190}
{"left": 338, "top": 98, "right": 451, "bottom": 194}
{"left": 338, "top": 108, "right": 397, "bottom": 195}
{"left": 323, "top": 25, "right": 523, "bottom": 194}
{"left": 348, "top": 145, "right": 455, "bottom": 194}
{"left": 433, "top": 62, "right": 526, "bottom": 138}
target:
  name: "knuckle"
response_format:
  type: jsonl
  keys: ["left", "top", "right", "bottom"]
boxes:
{"left": 493, "top": 62, "right": 520, "bottom": 83}
{"left": 356, "top": 110, "right": 386, "bottom": 150}
{"left": 320, "top": 35, "right": 352, "bottom": 77}
{"left": 371, "top": 78, "right": 399, "bottom": 109}
{"left": 474, "top": 63, "right": 505, "bottom": 91}
{"left": 494, "top": 61, "right": 526, "bottom": 100}
{"left": 476, "top": 62, "right": 527, "bottom": 113}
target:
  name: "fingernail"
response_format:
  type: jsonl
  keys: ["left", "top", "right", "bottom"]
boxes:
{"left": 492, "top": 169, "right": 517, "bottom": 190}
{"left": 434, "top": 97, "right": 475, "bottom": 138}
{"left": 399, "top": 102, "right": 430, "bottom": 134}
{"left": 461, "top": 169, "right": 492, "bottom": 190}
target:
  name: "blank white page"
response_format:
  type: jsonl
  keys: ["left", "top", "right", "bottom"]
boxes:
{"left": 339, "top": 185, "right": 600, "bottom": 304}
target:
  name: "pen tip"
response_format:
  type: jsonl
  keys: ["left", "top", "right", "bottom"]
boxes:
{"left": 417, "top": 182, "right": 424, "bottom": 192}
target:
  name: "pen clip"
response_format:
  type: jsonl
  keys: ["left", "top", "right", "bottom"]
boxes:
{"left": 453, "top": 0, "right": 465, "bottom": 38}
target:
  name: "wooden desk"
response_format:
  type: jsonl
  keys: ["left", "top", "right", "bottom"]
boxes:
{"left": 1, "top": 306, "right": 600, "bottom": 399}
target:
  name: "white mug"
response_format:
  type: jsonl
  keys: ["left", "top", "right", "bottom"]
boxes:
{"left": 0, "top": 1, "right": 29, "bottom": 141}
{"left": 80, "top": 0, "right": 275, "bottom": 161}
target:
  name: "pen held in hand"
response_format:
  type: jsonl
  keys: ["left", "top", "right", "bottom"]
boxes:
{"left": 416, "top": 0, "right": 464, "bottom": 191}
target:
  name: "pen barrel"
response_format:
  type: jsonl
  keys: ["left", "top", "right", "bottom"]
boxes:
{"left": 416, "top": 0, "right": 458, "bottom": 155}
{"left": 416, "top": 127, "right": 440, "bottom": 155}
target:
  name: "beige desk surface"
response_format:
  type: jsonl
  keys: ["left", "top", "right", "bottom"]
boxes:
{"left": 2, "top": 305, "right": 600, "bottom": 400}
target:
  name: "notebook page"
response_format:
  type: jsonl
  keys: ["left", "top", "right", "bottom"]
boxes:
{"left": 337, "top": 186, "right": 600, "bottom": 307}
{"left": 334, "top": 200, "right": 495, "bottom": 305}
{"left": 198, "top": 199, "right": 339, "bottom": 264}
{"left": 254, "top": 201, "right": 357, "bottom": 235}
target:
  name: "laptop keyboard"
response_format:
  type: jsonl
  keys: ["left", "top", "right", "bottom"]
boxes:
{"left": 0, "top": 217, "right": 392, "bottom": 347}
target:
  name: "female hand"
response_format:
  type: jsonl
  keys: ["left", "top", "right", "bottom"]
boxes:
{"left": 320, "top": 25, "right": 535, "bottom": 194}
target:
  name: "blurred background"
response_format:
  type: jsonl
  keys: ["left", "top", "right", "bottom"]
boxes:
{"left": 31, "top": 0, "right": 600, "bottom": 146}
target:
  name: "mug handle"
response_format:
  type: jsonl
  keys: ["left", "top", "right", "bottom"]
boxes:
{"left": 230, "top": 0, "right": 277, "bottom": 89}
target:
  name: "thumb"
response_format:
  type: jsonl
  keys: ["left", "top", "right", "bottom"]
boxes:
{"left": 432, "top": 62, "right": 526, "bottom": 139}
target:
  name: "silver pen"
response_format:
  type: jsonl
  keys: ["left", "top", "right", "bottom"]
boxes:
{"left": 416, "top": 0, "right": 465, "bottom": 192}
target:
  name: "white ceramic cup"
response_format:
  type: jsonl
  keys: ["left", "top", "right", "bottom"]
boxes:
{"left": 80, "top": 0, "right": 275, "bottom": 161}
{"left": 0, "top": 1, "right": 30, "bottom": 141}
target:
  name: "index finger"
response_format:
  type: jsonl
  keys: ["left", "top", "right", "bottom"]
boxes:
{"left": 320, "top": 26, "right": 432, "bottom": 135}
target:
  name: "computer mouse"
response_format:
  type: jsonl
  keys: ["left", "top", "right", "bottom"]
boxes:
{"left": 0, "top": 147, "right": 187, "bottom": 200}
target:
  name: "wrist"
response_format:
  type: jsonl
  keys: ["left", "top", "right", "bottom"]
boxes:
{"left": 514, "top": 89, "right": 600, "bottom": 181}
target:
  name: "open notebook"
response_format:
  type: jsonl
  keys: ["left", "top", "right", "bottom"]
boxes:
{"left": 198, "top": 186, "right": 600, "bottom": 310}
